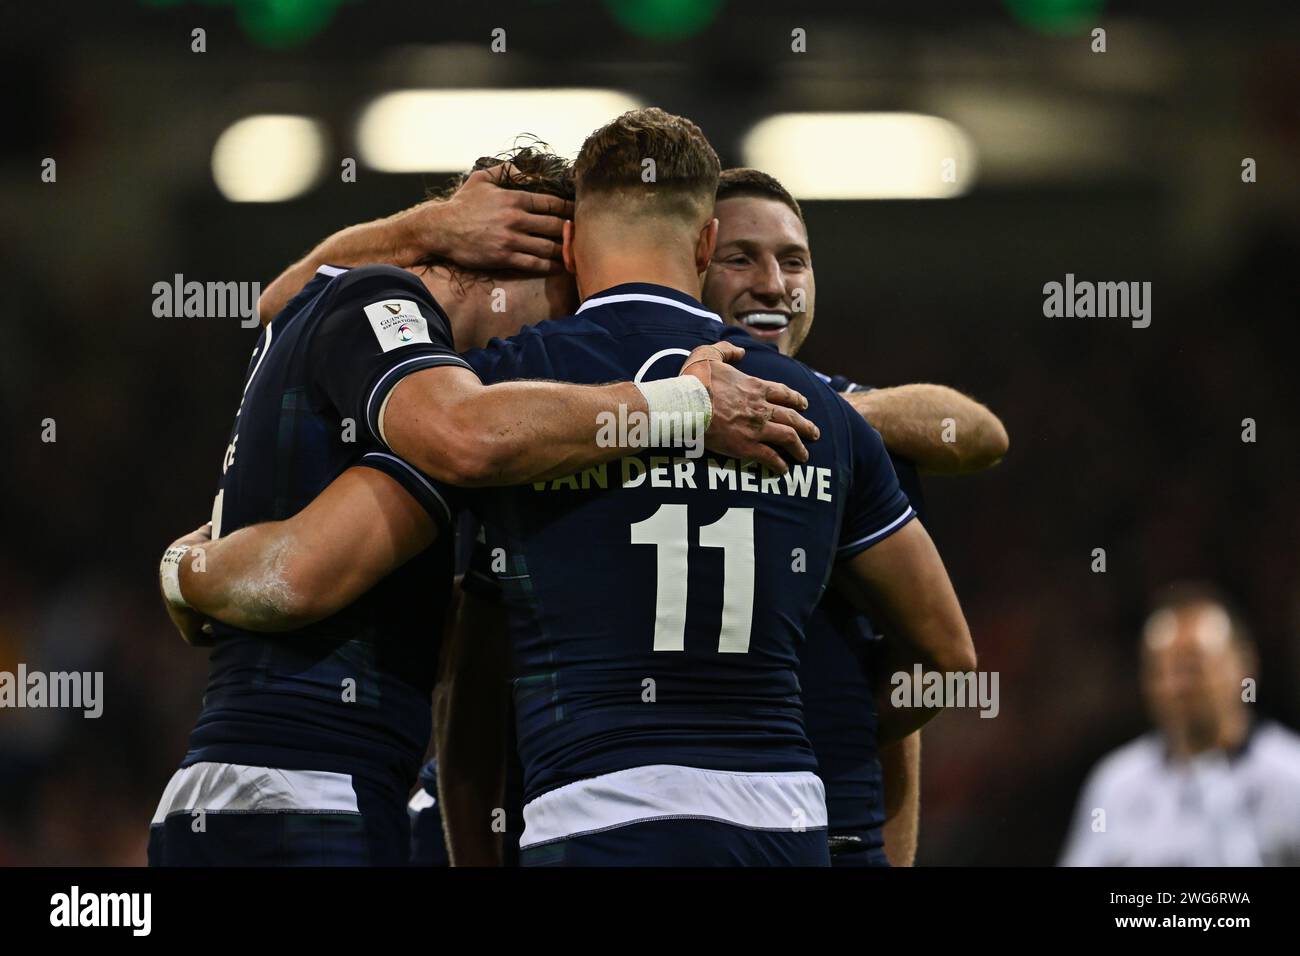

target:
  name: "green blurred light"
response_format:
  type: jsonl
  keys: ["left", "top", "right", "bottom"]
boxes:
{"left": 604, "top": 0, "right": 725, "bottom": 41}
{"left": 236, "top": 0, "right": 343, "bottom": 49}
{"left": 137, "top": 0, "right": 343, "bottom": 48}
{"left": 1003, "top": 0, "right": 1107, "bottom": 36}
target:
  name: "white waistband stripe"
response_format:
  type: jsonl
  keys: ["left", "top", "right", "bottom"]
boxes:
{"left": 150, "top": 762, "right": 360, "bottom": 823}
{"left": 520, "top": 764, "right": 826, "bottom": 848}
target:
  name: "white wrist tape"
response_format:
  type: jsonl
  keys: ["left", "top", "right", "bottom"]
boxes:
{"left": 160, "top": 545, "right": 191, "bottom": 608}
{"left": 635, "top": 376, "right": 713, "bottom": 442}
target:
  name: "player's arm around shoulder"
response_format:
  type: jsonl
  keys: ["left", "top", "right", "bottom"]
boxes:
{"left": 843, "top": 383, "right": 1008, "bottom": 476}
{"left": 159, "top": 466, "right": 439, "bottom": 638}
{"left": 381, "top": 339, "right": 821, "bottom": 487}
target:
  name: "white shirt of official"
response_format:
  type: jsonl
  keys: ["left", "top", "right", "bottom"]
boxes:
{"left": 1060, "top": 721, "right": 1300, "bottom": 866}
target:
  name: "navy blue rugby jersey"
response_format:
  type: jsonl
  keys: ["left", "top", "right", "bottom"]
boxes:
{"left": 799, "top": 370, "right": 926, "bottom": 844}
{"left": 183, "top": 264, "right": 468, "bottom": 788}
{"left": 461, "top": 282, "right": 916, "bottom": 804}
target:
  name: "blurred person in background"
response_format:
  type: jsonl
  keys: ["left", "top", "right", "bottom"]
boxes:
{"left": 1060, "top": 583, "right": 1300, "bottom": 866}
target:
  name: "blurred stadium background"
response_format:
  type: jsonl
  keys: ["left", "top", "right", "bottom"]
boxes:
{"left": 1, "top": 0, "right": 1297, "bottom": 865}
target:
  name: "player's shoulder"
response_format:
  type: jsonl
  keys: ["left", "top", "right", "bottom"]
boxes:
{"left": 803, "top": 365, "right": 872, "bottom": 395}
{"left": 1084, "top": 732, "right": 1166, "bottom": 796}
{"left": 718, "top": 329, "right": 833, "bottom": 395}
{"left": 312, "top": 264, "right": 444, "bottom": 318}
{"left": 467, "top": 313, "right": 625, "bottom": 385}
{"left": 1249, "top": 721, "right": 1300, "bottom": 778}
{"left": 477, "top": 313, "right": 619, "bottom": 362}
{"left": 526, "top": 312, "right": 620, "bottom": 342}
{"left": 324, "top": 263, "right": 424, "bottom": 293}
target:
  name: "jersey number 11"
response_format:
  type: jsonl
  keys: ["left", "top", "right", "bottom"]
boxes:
{"left": 630, "top": 504, "right": 755, "bottom": 654}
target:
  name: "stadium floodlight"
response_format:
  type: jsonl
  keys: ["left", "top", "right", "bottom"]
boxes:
{"left": 211, "top": 114, "right": 327, "bottom": 202}
{"left": 741, "top": 112, "right": 978, "bottom": 200}
{"left": 356, "top": 89, "right": 644, "bottom": 172}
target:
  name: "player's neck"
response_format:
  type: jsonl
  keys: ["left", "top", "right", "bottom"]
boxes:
{"left": 577, "top": 251, "right": 704, "bottom": 304}
{"left": 1166, "top": 708, "right": 1250, "bottom": 760}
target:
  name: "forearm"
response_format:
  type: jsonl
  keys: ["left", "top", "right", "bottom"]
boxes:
{"left": 880, "top": 732, "right": 921, "bottom": 866}
{"left": 835, "top": 525, "right": 976, "bottom": 742}
{"left": 173, "top": 466, "right": 437, "bottom": 634}
{"left": 845, "top": 384, "right": 1008, "bottom": 476}
{"left": 872, "top": 634, "right": 949, "bottom": 742}
{"left": 258, "top": 205, "right": 428, "bottom": 325}
{"left": 460, "top": 380, "right": 652, "bottom": 485}
{"left": 391, "top": 378, "right": 657, "bottom": 487}
{"left": 177, "top": 523, "right": 311, "bottom": 632}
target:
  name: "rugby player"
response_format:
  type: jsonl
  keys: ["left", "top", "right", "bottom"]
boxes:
{"left": 164, "top": 109, "right": 977, "bottom": 865}
{"left": 426, "top": 108, "right": 976, "bottom": 865}
{"left": 702, "top": 168, "right": 1008, "bottom": 865}
{"left": 150, "top": 147, "right": 818, "bottom": 866}
{"left": 203, "top": 154, "right": 1003, "bottom": 868}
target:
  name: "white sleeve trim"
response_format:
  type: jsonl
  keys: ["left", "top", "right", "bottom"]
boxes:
{"left": 837, "top": 505, "right": 915, "bottom": 554}
{"left": 365, "top": 353, "right": 476, "bottom": 447}
{"left": 361, "top": 452, "right": 453, "bottom": 526}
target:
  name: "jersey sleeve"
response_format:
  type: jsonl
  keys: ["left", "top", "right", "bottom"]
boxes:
{"left": 354, "top": 449, "right": 458, "bottom": 534}
{"left": 889, "top": 452, "right": 926, "bottom": 525}
{"left": 309, "top": 267, "right": 477, "bottom": 449}
{"left": 828, "top": 373, "right": 872, "bottom": 394}
{"left": 837, "top": 396, "right": 916, "bottom": 561}
{"left": 822, "top": 368, "right": 927, "bottom": 527}
{"left": 805, "top": 364, "right": 873, "bottom": 396}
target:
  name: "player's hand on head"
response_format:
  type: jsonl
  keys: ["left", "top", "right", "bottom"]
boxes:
{"left": 432, "top": 163, "right": 573, "bottom": 275}
{"left": 680, "top": 344, "right": 819, "bottom": 474}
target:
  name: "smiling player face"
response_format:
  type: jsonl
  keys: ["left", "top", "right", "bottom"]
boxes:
{"left": 703, "top": 195, "right": 815, "bottom": 357}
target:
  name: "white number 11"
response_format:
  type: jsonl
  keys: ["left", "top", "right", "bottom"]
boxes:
{"left": 629, "top": 504, "right": 756, "bottom": 654}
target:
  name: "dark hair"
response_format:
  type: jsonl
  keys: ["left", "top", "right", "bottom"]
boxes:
{"left": 574, "top": 107, "right": 720, "bottom": 220}
{"left": 429, "top": 141, "right": 574, "bottom": 204}
{"left": 415, "top": 141, "right": 574, "bottom": 276}
{"left": 716, "top": 167, "right": 804, "bottom": 223}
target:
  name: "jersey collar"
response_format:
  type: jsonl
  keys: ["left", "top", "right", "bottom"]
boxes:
{"left": 576, "top": 282, "right": 723, "bottom": 324}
